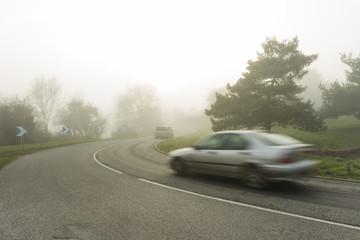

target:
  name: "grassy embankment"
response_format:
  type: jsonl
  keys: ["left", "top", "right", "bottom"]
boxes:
{"left": 157, "top": 117, "right": 360, "bottom": 181}
{"left": 0, "top": 140, "right": 95, "bottom": 170}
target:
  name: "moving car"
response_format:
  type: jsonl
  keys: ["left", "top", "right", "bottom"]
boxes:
{"left": 155, "top": 126, "right": 174, "bottom": 139}
{"left": 169, "top": 130, "right": 318, "bottom": 188}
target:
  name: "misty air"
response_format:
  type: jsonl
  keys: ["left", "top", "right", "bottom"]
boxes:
{"left": 1, "top": 1, "right": 360, "bottom": 239}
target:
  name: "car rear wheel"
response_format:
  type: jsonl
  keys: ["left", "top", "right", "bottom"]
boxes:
{"left": 171, "top": 158, "right": 187, "bottom": 176}
{"left": 242, "top": 166, "right": 267, "bottom": 189}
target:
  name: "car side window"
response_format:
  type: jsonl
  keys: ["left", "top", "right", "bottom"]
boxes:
{"left": 198, "top": 134, "right": 228, "bottom": 150}
{"left": 224, "top": 134, "right": 247, "bottom": 150}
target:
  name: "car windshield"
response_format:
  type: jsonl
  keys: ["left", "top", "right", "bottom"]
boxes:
{"left": 193, "top": 134, "right": 215, "bottom": 148}
{"left": 252, "top": 132, "right": 302, "bottom": 146}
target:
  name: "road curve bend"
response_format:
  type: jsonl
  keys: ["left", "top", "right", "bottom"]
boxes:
{"left": 1, "top": 138, "right": 360, "bottom": 239}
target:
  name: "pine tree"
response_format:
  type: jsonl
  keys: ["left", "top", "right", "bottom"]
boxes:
{"left": 206, "top": 37, "right": 325, "bottom": 132}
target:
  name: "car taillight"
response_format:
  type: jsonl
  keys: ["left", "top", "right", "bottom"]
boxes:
{"left": 277, "top": 157, "right": 296, "bottom": 163}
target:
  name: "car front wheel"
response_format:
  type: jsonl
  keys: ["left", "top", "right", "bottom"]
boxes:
{"left": 171, "top": 158, "right": 187, "bottom": 176}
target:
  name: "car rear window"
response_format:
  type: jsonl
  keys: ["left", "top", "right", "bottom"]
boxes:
{"left": 156, "top": 127, "right": 170, "bottom": 131}
{"left": 252, "top": 132, "right": 302, "bottom": 146}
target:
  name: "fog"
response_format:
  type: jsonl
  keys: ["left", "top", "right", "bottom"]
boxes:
{"left": 1, "top": 0, "right": 359, "bottom": 131}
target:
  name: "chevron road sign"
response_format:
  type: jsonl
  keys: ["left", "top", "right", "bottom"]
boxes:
{"left": 62, "top": 126, "right": 71, "bottom": 133}
{"left": 16, "top": 126, "right": 28, "bottom": 137}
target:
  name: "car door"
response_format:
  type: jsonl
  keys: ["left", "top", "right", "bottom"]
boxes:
{"left": 220, "top": 134, "right": 252, "bottom": 177}
{"left": 190, "top": 133, "right": 249, "bottom": 177}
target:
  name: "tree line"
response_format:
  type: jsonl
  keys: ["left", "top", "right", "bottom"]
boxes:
{"left": 1, "top": 36, "right": 359, "bottom": 146}
{"left": 206, "top": 36, "right": 360, "bottom": 132}
{"left": 0, "top": 79, "right": 160, "bottom": 146}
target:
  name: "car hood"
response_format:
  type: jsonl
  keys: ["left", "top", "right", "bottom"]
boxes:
{"left": 169, "top": 147, "right": 194, "bottom": 157}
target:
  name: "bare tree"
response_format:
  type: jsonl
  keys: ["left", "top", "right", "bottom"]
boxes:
{"left": 28, "top": 77, "right": 62, "bottom": 138}
{"left": 114, "top": 84, "right": 161, "bottom": 135}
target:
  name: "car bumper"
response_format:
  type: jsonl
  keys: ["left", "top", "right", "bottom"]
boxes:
{"left": 260, "top": 160, "right": 319, "bottom": 179}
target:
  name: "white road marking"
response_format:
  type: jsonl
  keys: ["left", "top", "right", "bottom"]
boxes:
{"left": 93, "top": 144, "right": 123, "bottom": 174}
{"left": 138, "top": 178, "right": 360, "bottom": 231}
{"left": 93, "top": 144, "right": 360, "bottom": 231}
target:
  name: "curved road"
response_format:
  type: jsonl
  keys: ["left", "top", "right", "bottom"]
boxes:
{"left": 0, "top": 137, "right": 359, "bottom": 239}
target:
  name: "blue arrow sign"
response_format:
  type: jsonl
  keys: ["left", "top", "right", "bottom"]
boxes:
{"left": 16, "top": 126, "right": 28, "bottom": 137}
{"left": 62, "top": 126, "right": 71, "bottom": 133}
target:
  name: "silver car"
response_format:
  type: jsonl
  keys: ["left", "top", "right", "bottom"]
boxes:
{"left": 169, "top": 131, "right": 318, "bottom": 188}
{"left": 155, "top": 126, "right": 174, "bottom": 139}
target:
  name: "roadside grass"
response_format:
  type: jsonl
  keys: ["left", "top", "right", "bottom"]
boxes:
{"left": 2, "top": 117, "right": 360, "bottom": 180}
{"left": 273, "top": 117, "right": 360, "bottom": 150}
{"left": 157, "top": 117, "right": 360, "bottom": 181}
{"left": 0, "top": 140, "right": 96, "bottom": 170}
{"left": 313, "top": 157, "right": 360, "bottom": 180}
{"left": 157, "top": 131, "right": 208, "bottom": 153}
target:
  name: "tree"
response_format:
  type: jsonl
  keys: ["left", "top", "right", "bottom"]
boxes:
{"left": 113, "top": 84, "right": 161, "bottom": 136}
{"left": 57, "top": 97, "right": 105, "bottom": 139}
{"left": 28, "top": 77, "right": 62, "bottom": 138}
{"left": 206, "top": 87, "right": 227, "bottom": 108}
{"left": 0, "top": 97, "right": 36, "bottom": 146}
{"left": 206, "top": 37, "right": 325, "bottom": 132}
{"left": 320, "top": 53, "right": 360, "bottom": 119}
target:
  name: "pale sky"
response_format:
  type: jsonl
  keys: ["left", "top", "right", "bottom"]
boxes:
{"left": 1, "top": 0, "right": 359, "bottom": 114}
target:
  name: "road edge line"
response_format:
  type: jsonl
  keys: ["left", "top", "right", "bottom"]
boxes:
{"left": 138, "top": 178, "right": 360, "bottom": 231}
{"left": 93, "top": 144, "right": 123, "bottom": 175}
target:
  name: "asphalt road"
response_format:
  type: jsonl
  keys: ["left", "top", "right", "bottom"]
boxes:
{"left": 1, "top": 137, "right": 360, "bottom": 239}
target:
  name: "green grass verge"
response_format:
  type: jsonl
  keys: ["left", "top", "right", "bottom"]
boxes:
{"left": 158, "top": 117, "right": 360, "bottom": 181}
{"left": 314, "top": 157, "right": 360, "bottom": 180}
{"left": 273, "top": 117, "right": 360, "bottom": 150}
{"left": 0, "top": 140, "right": 96, "bottom": 170}
{"left": 157, "top": 131, "right": 208, "bottom": 153}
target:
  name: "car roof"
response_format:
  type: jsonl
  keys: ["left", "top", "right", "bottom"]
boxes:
{"left": 155, "top": 125, "right": 172, "bottom": 129}
{"left": 211, "top": 130, "right": 266, "bottom": 135}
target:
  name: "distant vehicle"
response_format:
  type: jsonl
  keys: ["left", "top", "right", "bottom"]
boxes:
{"left": 155, "top": 126, "right": 174, "bottom": 139}
{"left": 169, "top": 130, "right": 318, "bottom": 189}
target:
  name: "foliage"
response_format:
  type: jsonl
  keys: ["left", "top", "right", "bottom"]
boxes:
{"left": 57, "top": 97, "right": 105, "bottom": 139}
{"left": 342, "top": 53, "right": 360, "bottom": 85}
{"left": 205, "top": 36, "right": 325, "bottom": 132}
{"left": 320, "top": 53, "right": 360, "bottom": 119}
{"left": 157, "top": 131, "right": 208, "bottom": 153}
{"left": 0, "top": 98, "right": 36, "bottom": 146}
{"left": 113, "top": 84, "right": 161, "bottom": 137}
{"left": 28, "top": 77, "right": 62, "bottom": 138}
{"left": 206, "top": 87, "right": 227, "bottom": 108}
